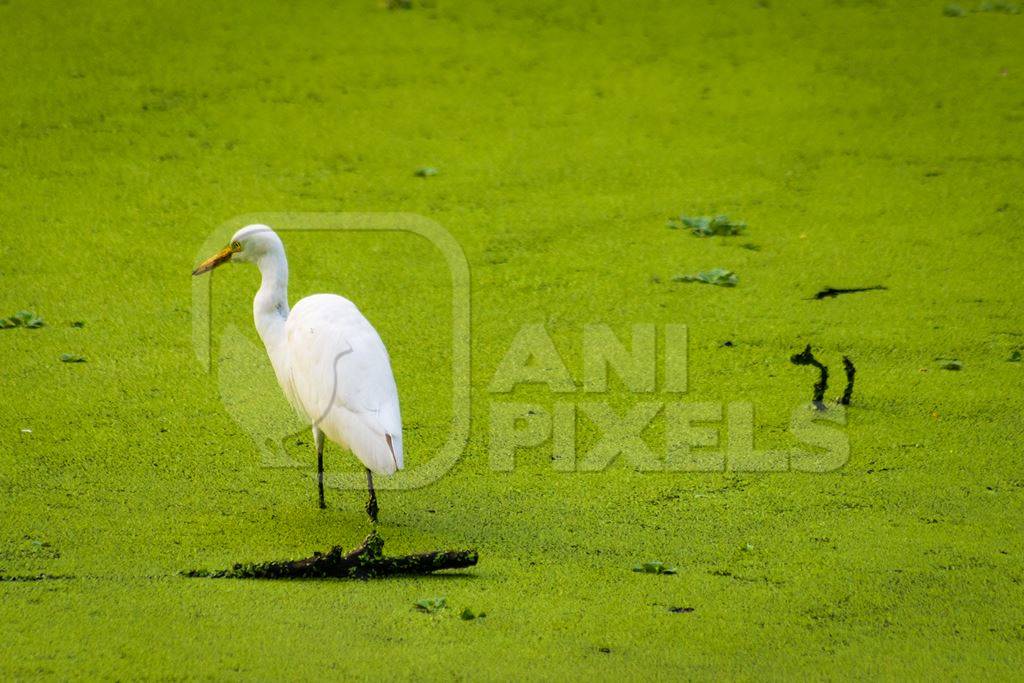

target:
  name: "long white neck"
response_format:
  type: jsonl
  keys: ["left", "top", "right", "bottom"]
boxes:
{"left": 253, "top": 247, "right": 290, "bottom": 359}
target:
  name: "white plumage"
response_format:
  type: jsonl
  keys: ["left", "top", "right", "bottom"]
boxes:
{"left": 284, "top": 294, "right": 403, "bottom": 475}
{"left": 193, "top": 224, "right": 402, "bottom": 519}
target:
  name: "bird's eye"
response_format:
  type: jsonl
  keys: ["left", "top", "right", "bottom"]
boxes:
{"left": 231, "top": 241, "right": 241, "bottom": 251}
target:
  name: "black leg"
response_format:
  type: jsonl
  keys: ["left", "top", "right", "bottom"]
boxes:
{"left": 317, "top": 441, "right": 326, "bottom": 510}
{"left": 365, "top": 468, "right": 379, "bottom": 523}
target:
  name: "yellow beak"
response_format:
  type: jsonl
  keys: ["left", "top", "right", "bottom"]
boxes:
{"left": 192, "top": 245, "right": 236, "bottom": 276}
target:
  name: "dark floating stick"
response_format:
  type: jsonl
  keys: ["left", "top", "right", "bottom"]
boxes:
{"left": 184, "top": 532, "right": 478, "bottom": 580}
{"left": 838, "top": 356, "right": 856, "bottom": 406}
{"left": 0, "top": 574, "right": 75, "bottom": 583}
{"left": 811, "top": 285, "right": 887, "bottom": 300}
{"left": 790, "top": 344, "right": 829, "bottom": 411}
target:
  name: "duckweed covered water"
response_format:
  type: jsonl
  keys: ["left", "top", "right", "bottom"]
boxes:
{"left": 1, "top": 0, "right": 1022, "bottom": 678}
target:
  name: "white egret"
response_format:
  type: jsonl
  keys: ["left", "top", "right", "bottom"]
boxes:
{"left": 193, "top": 225, "right": 402, "bottom": 522}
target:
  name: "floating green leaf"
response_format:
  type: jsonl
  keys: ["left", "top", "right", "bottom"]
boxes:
{"left": 943, "top": 4, "right": 967, "bottom": 16}
{"left": 632, "top": 561, "right": 677, "bottom": 575}
{"left": 669, "top": 215, "right": 747, "bottom": 237}
{"left": 1, "top": 310, "right": 44, "bottom": 329}
{"left": 60, "top": 354, "right": 86, "bottom": 363}
{"left": 71, "top": 321, "right": 86, "bottom": 328}
{"left": 460, "top": 607, "right": 476, "bottom": 620}
{"left": 414, "top": 167, "right": 438, "bottom": 178}
{"left": 672, "top": 268, "right": 738, "bottom": 287}
{"left": 939, "top": 360, "right": 962, "bottom": 371}
{"left": 414, "top": 597, "right": 447, "bottom": 613}
{"left": 1008, "top": 350, "right": 1021, "bottom": 362}
{"left": 977, "top": 1, "right": 1020, "bottom": 14}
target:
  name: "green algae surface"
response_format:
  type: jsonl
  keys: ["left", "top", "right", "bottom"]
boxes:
{"left": 2, "top": 0, "right": 1024, "bottom": 679}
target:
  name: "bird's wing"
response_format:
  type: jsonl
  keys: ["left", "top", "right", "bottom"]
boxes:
{"left": 284, "top": 294, "right": 403, "bottom": 475}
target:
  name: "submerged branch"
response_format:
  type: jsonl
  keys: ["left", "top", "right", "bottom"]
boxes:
{"left": 790, "top": 344, "right": 829, "bottom": 411}
{"left": 810, "top": 285, "right": 887, "bottom": 300}
{"left": 839, "top": 356, "right": 856, "bottom": 406}
{"left": 184, "top": 532, "right": 478, "bottom": 580}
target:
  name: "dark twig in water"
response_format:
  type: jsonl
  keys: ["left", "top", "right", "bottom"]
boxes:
{"left": 0, "top": 573, "right": 75, "bottom": 582}
{"left": 790, "top": 344, "right": 829, "bottom": 411}
{"left": 183, "top": 531, "right": 478, "bottom": 580}
{"left": 838, "top": 356, "right": 856, "bottom": 406}
{"left": 810, "top": 285, "right": 887, "bottom": 300}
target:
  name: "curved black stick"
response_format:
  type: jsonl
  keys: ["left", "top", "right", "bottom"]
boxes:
{"left": 838, "top": 356, "right": 856, "bottom": 406}
{"left": 811, "top": 285, "right": 887, "bottom": 300}
{"left": 790, "top": 345, "right": 829, "bottom": 411}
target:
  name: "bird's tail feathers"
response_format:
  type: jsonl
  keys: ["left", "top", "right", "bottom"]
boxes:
{"left": 325, "top": 408, "right": 403, "bottom": 475}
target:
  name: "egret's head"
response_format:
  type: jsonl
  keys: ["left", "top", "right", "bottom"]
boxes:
{"left": 192, "top": 224, "right": 282, "bottom": 275}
